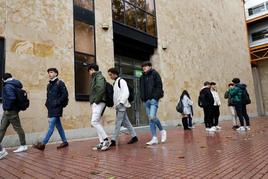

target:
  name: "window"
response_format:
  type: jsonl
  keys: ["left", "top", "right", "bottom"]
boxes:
{"left": 112, "top": 0, "right": 157, "bottom": 37}
{"left": 0, "top": 38, "right": 4, "bottom": 100}
{"left": 248, "top": 3, "right": 265, "bottom": 16}
{"left": 74, "top": 0, "right": 95, "bottom": 101}
{"left": 252, "top": 29, "right": 268, "bottom": 41}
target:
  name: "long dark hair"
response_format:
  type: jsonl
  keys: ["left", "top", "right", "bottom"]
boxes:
{"left": 180, "top": 90, "right": 190, "bottom": 100}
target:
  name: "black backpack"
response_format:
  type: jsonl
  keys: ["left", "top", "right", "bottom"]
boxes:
{"left": 105, "top": 82, "right": 114, "bottom": 107}
{"left": 12, "top": 87, "right": 30, "bottom": 111}
{"left": 118, "top": 78, "right": 134, "bottom": 103}
{"left": 176, "top": 99, "right": 183, "bottom": 113}
{"left": 56, "top": 80, "right": 69, "bottom": 108}
{"left": 241, "top": 89, "right": 251, "bottom": 105}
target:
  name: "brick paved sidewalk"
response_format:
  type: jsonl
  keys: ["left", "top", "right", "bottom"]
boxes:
{"left": 1, "top": 117, "right": 268, "bottom": 179}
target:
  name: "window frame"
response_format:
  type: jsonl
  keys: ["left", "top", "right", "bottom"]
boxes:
{"left": 73, "top": 0, "right": 96, "bottom": 101}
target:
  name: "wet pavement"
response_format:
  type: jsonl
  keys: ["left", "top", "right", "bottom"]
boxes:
{"left": 1, "top": 117, "right": 268, "bottom": 179}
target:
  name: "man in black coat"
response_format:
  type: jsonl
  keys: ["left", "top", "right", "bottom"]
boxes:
{"left": 140, "top": 61, "right": 167, "bottom": 145}
{"left": 198, "top": 81, "right": 215, "bottom": 132}
{"left": 33, "top": 68, "right": 69, "bottom": 150}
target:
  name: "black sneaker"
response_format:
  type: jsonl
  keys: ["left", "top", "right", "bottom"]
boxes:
{"left": 127, "top": 136, "right": 138, "bottom": 144}
{"left": 232, "top": 125, "right": 240, "bottom": 130}
{"left": 110, "top": 140, "right": 116, "bottom": 147}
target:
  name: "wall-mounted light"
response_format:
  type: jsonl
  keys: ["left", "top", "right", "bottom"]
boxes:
{"left": 162, "top": 42, "right": 167, "bottom": 50}
{"left": 102, "top": 24, "right": 109, "bottom": 31}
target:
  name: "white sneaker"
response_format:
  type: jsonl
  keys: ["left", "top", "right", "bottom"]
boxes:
{"left": 245, "top": 126, "right": 251, "bottom": 131}
{"left": 211, "top": 126, "right": 217, "bottom": 131}
{"left": 161, "top": 130, "right": 167, "bottom": 143}
{"left": 146, "top": 137, "right": 158, "bottom": 145}
{"left": 101, "top": 140, "right": 111, "bottom": 151}
{"left": 13, "top": 145, "right": 28, "bottom": 153}
{"left": 208, "top": 127, "right": 216, "bottom": 132}
{"left": 215, "top": 126, "right": 221, "bottom": 130}
{"left": 0, "top": 148, "right": 8, "bottom": 159}
{"left": 236, "top": 126, "right": 246, "bottom": 131}
{"left": 205, "top": 128, "right": 210, "bottom": 131}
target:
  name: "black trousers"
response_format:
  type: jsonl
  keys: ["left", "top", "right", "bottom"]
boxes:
{"left": 203, "top": 106, "right": 213, "bottom": 128}
{"left": 212, "top": 106, "right": 220, "bottom": 126}
{"left": 235, "top": 104, "right": 250, "bottom": 126}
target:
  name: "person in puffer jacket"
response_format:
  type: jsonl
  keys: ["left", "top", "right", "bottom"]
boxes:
{"left": 0, "top": 73, "right": 28, "bottom": 160}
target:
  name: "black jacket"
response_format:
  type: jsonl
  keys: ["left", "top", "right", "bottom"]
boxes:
{"left": 140, "top": 69, "right": 164, "bottom": 102}
{"left": 45, "top": 78, "right": 68, "bottom": 118}
{"left": 2, "top": 79, "right": 23, "bottom": 111}
{"left": 198, "top": 87, "right": 214, "bottom": 108}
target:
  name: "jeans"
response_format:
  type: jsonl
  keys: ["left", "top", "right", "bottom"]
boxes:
{"left": 235, "top": 104, "right": 250, "bottom": 126}
{"left": 0, "top": 111, "right": 26, "bottom": 145}
{"left": 112, "top": 104, "right": 137, "bottom": 141}
{"left": 91, "top": 102, "right": 108, "bottom": 143}
{"left": 42, "top": 117, "right": 67, "bottom": 145}
{"left": 144, "top": 99, "right": 163, "bottom": 137}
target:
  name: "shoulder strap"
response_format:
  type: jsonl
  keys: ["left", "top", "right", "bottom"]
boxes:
{"left": 118, "top": 78, "right": 122, "bottom": 88}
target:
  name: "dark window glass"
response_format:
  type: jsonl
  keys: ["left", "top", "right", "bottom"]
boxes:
{"left": 146, "top": 0, "right": 155, "bottom": 15}
{"left": 112, "top": 0, "right": 124, "bottom": 23}
{"left": 125, "top": 2, "right": 136, "bottom": 28}
{"left": 0, "top": 39, "right": 4, "bottom": 100}
{"left": 74, "top": 0, "right": 93, "bottom": 11}
{"left": 136, "top": 0, "right": 145, "bottom": 10}
{"left": 146, "top": 14, "right": 156, "bottom": 36}
{"left": 75, "top": 53, "right": 95, "bottom": 96}
{"left": 74, "top": 2, "right": 95, "bottom": 100}
{"left": 248, "top": 3, "right": 265, "bottom": 16}
{"left": 136, "top": 9, "right": 146, "bottom": 31}
{"left": 252, "top": 29, "right": 268, "bottom": 41}
{"left": 112, "top": 0, "right": 157, "bottom": 37}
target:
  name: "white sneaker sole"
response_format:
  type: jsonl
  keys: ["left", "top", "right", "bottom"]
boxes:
{"left": 0, "top": 151, "right": 8, "bottom": 159}
{"left": 13, "top": 148, "right": 28, "bottom": 153}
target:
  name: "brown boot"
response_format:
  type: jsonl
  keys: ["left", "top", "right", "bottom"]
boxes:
{"left": 57, "top": 142, "right": 69, "bottom": 149}
{"left": 33, "top": 142, "right": 45, "bottom": 151}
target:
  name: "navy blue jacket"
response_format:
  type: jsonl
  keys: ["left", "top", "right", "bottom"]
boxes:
{"left": 45, "top": 78, "right": 68, "bottom": 118}
{"left": 2, "top": 79, "right": 23, "bottom": 111}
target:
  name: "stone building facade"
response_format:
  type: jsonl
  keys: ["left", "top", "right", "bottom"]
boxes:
{"left": 0, "top": 0, "right": 256, "bottom": 147}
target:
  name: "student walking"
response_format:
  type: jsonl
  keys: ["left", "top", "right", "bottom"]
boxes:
{"left": 224, "top": 83, "right": 239, "bottom": 129}
{"left": 0, "top": 73, "right": 28, "bottom": 159}
{"left": 108, "top": 68, "right": 138, "bottom": 146}
{"left": 229, "top": 78, "right": 251, "bottom": 131}
{"left": 198, "top": 81, "right": 215, "bottom": 132}
{"left": 210, "top": 82, "right": 221, "bottom": 130}
{"left": 33, "top": 68, "right": 69, "bottom": 150}
{"left": 88, "top": 64, "right": 111, "bottom": 151}
{"left": 140, "top": 61, "right": 167, "bottom": 145}
{"left": 179, "top": 90, "right": 194, "bottom": 130}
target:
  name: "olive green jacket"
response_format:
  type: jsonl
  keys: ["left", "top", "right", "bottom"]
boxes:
{"left": 89, "top": 71, "right": 106, "bottom": 104}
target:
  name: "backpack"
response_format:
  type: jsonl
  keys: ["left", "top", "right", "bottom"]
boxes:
{"left": 241, "top": 89, "right": 251, "bottom": 105}
{"left": 105, "top": 82, "right": 114, "bottom": 107}
{"left": 198, "top": 95, "right": 203, "bottom": 108}
{"left": 12, "top": 87, "right": 30, "bottom": 111}
{"left": 56, "top": 80, "right": 69, "bottom": 108}
{"left": 118, "top": 78, "right": 134, "bottom": 103}
{"left": 176, "top": 99, "right": 183, "bottom": 113}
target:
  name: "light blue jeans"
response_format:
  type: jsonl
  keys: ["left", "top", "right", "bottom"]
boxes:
{"left": 144, "top": 99, "right": 163, "bottom": 137}
{"left": 42, "top": 117, "right": 67, "bottom": 145}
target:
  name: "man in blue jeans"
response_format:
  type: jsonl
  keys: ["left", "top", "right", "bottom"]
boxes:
{"left": 33, "top": 68, "right": 69, "bottom": 150}
{"left": 140, "top": 61, "right": 167, "bottom": 145}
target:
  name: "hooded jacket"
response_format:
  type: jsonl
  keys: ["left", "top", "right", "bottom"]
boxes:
{"left": 140, "top": 69, "right": 164, "bottom": 102}
{"left": 198, "top": 86, "right": 214, "bottom": 108}
{"left": 2, "top": 79, "right": 23, "bottom": 111}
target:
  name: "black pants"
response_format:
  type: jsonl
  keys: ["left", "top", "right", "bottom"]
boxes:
{"left": 212, "top": 106, "right": 220, "bottom": 126}
{"left": 203, "top": 107, "right": 213, "bottom": 128}
{"left": 235, "top": 104, "right": 250, "bottom": 126}
{"left": 182, "top": 115, "right": 192, "bottom": 129}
